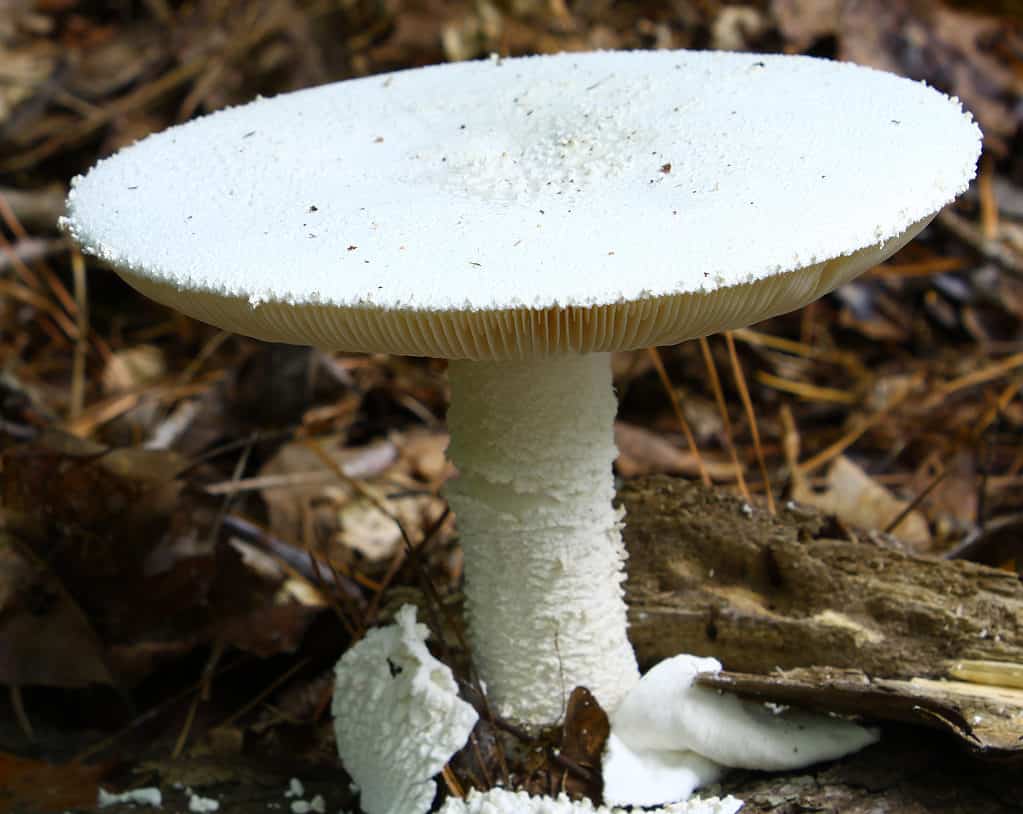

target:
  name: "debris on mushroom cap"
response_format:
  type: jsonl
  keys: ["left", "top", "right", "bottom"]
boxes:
{"left": 63, "top": 50, "right": 981, "bottom": 360}
{"left": 437, "top": 788, "right": 744, "bottom": 814}
{"left": 603, "top": 655, "right": 879, "bottom": 807}
{"left": 331, "top": 605, "right": 478, "bottom": 814}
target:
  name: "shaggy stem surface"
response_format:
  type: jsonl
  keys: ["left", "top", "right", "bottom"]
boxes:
{"left": 446, "top": 353, "right": 639, "bottom": 725}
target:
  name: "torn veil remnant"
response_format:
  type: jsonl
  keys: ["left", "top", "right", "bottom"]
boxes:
{"left": 63, "top": 50, "right": 982, "bottom": 727}
{"left": 331, "top": 605, "right": 478, "bottom": 814}
{"left": 602, "top": 655, "right": 879, "bottom": 807}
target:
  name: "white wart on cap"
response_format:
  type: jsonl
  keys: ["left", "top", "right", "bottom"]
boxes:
{"left": 64, "top": 50, "right": 982, "bottom": 728}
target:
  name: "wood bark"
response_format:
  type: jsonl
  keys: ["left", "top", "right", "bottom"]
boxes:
{"left": 622, "top": 476, "right": 1023, "bottom": 682}
{"left": 619, "top": 476, "right": 1023, "bottom": 810}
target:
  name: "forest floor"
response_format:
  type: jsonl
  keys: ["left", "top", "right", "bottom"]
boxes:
{"left": 1, "top": 1, "right": 1022, "bottom": 812}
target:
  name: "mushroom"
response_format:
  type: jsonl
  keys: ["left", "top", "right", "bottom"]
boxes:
{"left": 62, "top": 50, "right": 981, "bottom": 727}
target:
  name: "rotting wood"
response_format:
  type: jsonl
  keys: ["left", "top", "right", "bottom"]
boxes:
{"left": 718, "top": 725, "right": 1023, "bottom": 814}
{"left": 623, "top": 477, "right": 1023, "bottom": 680}
{"left": 697, "top": 667, "right": 1023, "bottom": 757}
{"left": 622, "top": 476, "right": 1023, "bottom": 756}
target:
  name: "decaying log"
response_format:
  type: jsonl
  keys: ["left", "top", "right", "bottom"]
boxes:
{"left": 717, "top": 726, "right": 1023, "bottom": 814}
{"left": 621, "top": 476, "right": 1023, "bottom": 757}
{"left": 699, "top": 667, "right": 1023, "bottom": 757}
{"left": 622, "top": 476, "right": 1023, "bottom": 677}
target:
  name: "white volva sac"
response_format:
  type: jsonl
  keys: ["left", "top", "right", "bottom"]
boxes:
{"left": 446, "top": 354, "right": 639, "bottom": 723}
{"left": 437, "top": 788, "right": 744, "bottom": 814}
{"left": 332, "top": 606, "right": 478, "bottom": 814}
{"left": 603, "top": 655, "right": 879, "bottom": 807}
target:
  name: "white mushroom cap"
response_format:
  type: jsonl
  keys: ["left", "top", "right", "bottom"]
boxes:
{"left": 63, "top": 50, "right": 980, "bottom": 360}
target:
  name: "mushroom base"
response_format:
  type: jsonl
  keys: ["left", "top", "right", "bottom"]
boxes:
{"left": 446, "top": 352, "right": 640, "bottom": 725}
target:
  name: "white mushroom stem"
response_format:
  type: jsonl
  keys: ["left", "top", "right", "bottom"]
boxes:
{"left": 446, "top": 352, "right": 640, "bottom": 725}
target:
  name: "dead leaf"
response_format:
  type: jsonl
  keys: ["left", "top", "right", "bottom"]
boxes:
{"left": 102, "top": 345, "right": 166, "bottom": 394}
{"left": 1, "top": 431, "right": 327, "bottom": 686}
{"left": 792, "top": 456, "right": 931, "bottom": 549}
{"left": 710, "top": 4, "right": 767, "bottom": 51}
{"left": 771, "top": 0, "right": 841, "bottom": 50}
{"left": 260, "top": 436, "right": 397, "bottom": 545}
{"left": 615, "top": 422, "right": 735, "bottom": 481}
{"left": 558, "top": 686, "right": 609, "bottom": 800}
{"left": 0, "top": 753, "right": 108, "bottom": 814}
{"left": 0, "top": 537, "right": 114, "bottom": 687}
{"left": 259, "top": 435, "right": 447, "bottom": 574}
{"left": 398, "top": 430, "right": 451, "bottom": 483}
{"left": 336, "top": 497, "right": 405, "bottom": 562}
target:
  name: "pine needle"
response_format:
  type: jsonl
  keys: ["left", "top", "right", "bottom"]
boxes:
{"left": 699, "top": 336, "right": 750, "bottom": 502}
{"left": 725, "top": 331, "right": 775, "bottom": 514}
{"left": 645, "top": 346, "right": 710, "bottom": 486}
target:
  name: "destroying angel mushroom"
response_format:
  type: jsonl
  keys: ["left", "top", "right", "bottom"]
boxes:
{"left": 63, "top": 50, "right": 981, "bottom": 728}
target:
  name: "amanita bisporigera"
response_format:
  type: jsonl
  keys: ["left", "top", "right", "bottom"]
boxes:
{"left": 63, "top": 51, "right": 981, "bottom": 727}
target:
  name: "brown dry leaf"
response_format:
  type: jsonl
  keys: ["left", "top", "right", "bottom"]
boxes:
{"left": 441, "top": 0, "right": 503, "bottom": 63}
{"left": 792, "top": 455, "right": 931, "bottom": 549}
{"left": 615, "top": 422, "right": 735, "bottom": 481}
{"left": 558, "top": 686, "right": 609, "bottom": 800}
{"left": 398, "top": 430, "right": 451, "bottom": 484}
{"left": 260, "top": 436, "right": 398, "bottom": 545}
{"left": 909, "top": 451, "right": 978, "bottom": 535}
{"left": 335, "top": 496, "right": 405, "bottom": 562}
{"left": 333, "top": 472, "right": 445, "bottom": 563}
{"left": 66, "top": 24, "right": 166, "bottom": 100}
{"left": 0, "top": 753, "right": 108, "bottom": 814}
{"left": 710, "top": 5, "right": 767, "bottom": 51}
{"left": 0, "top": 537, "right": 113, "bottom": 687}
{"left": 771, "top": 0, "right": 842, "bottom": 50}
{"left": 0, "top": 41, "right": 59, "bottom": 128}
{"left": 1, "top": 431, "right": 326, "bottom": 683}
{"left": 511, "top": 686, "right": 610, "bottom": 802}
{"left": 260, "top": 435, "right": 446, "bottom": 572}
{"left": 101, "top": 344, "right": 167, "bottom": 395}
{"left": 213, "top": 601, "right": 323, "bottom": 659}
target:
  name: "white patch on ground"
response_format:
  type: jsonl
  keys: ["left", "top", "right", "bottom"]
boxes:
{"left": 98, "top": 787, "right": 163, "bottom": 808}
{"left": 188, "top": 792, "right": 220, "bottom": 812}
